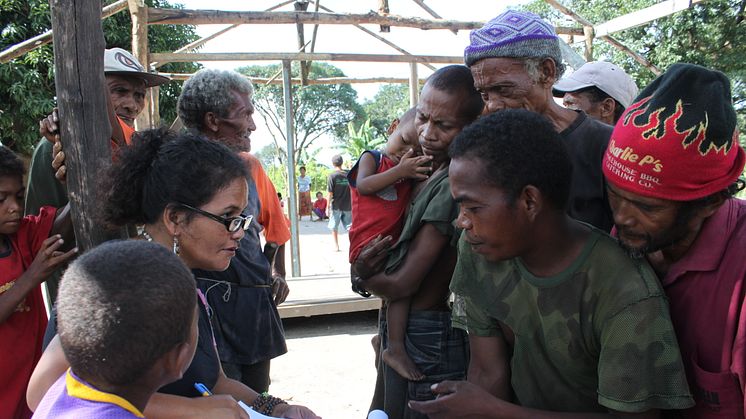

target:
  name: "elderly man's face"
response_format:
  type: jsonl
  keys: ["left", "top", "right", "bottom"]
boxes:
{"left": 106, "top": 75, "right": 147, "bottom": 127}
{"left": 471, "top": 57, "right": 548, "bottom": 114}
{"left": 213, "top": 90, "right": 256, "bottom": 152}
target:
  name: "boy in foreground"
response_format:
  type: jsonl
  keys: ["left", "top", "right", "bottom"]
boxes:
{"left": 411, "top": 109, "right": 693, "bottom": 417}
{"left": 33, "top": 241, "right": 198, "bottom": 418}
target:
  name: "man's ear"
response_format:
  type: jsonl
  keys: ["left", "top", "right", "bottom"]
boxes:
{"left": 698, "top": 193, "right": 727, "bottom": 219}
{"left": 387, "top": 118, "right": 400, "bottom": 136}
{"left": 520, "top": 185, "right": 543, "bottom": 222}
{"left": 599, "top": 98, "right": 617, "bottom": 120}
{"left": 161, "top": 205, "right": 185, "bottom": 236}
{"left": 158, "top": 340, "right": 195, "bottom": 383}
{"left": 203, "top": 112, "right": 220, "bottom": 133}
{"left": 538, "top": 58, "right": 558, "bottom": 86}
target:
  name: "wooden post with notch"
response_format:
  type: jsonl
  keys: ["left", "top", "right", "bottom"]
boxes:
{"left": 379, "top": 0, "right": 390, "bottom": 32}
{"left": 49, "top": 0, "right": 128, "bottom": 250}
{"left": 128, "top": 0, "right": 153, "bottom": 129}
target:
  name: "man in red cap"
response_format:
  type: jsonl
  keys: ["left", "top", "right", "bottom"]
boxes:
{"left": 603, "top": 63, "right": 746, "bottom": 417}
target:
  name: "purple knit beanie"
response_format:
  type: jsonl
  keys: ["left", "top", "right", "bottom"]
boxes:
{"left": 465, "top": 10, "right": 561, "bottom": 67}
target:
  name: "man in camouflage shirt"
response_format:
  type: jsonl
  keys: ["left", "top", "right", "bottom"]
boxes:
{"left": 410, "top": 110, "right": 693, "bottom": 418}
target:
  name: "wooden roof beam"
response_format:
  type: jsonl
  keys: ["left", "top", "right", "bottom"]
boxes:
{"left": 308, "top": 0, "right": 436, "bottom": 71}
{"left": 411, "top": 0, "right": 457, "bottom": 34}
{"left": 0, "top": 0, "right": 128, "bottom": 64}
{"left": 543, "top": 0, "right": 660, "bottom": 75}
{"left": 158, "top": 73, "right": 428, "bottom": 85}
{"left": 147, "top": 8, "right": 584, "bottom": 35}
{"left": 594, "top": 0, "right": 705, "bottom": 37}
{"left": 149, "top": 51, "right": 463, "bottom": 64}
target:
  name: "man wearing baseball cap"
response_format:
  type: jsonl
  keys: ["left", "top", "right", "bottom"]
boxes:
{"left": 25, "top": 47, "right": 170, "bottom": 303}
{"left": 604, "top": 63, "right": 746, "bottom": 417}
{"left": 553, "top": 60, "right": 638, "bottom": 125}
{"left": 464, "top": 10, "right": 614, "bottom": 231}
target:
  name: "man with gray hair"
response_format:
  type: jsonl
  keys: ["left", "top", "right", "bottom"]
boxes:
{"left": 465, "top": 10, "right": 614, "bottom": 231}
{"left": 178, "top": 68, "right": 291, "bottom": 393}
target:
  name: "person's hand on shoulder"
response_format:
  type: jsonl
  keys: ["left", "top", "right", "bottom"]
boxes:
{"left": 272, "top": 403, "right": 322, "bottom": 419}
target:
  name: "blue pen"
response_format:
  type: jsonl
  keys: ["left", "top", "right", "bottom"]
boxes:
{"left": 194, "top": 382, "right": 212, "bottom": 397}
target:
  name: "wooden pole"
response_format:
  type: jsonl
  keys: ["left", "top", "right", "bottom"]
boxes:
{"left": 409, "top": 62, "right": 419, "bottom": 107}
{"left": 411, "top": 0, "right": 457, "bottom": 35}
{"left": 583, "top": 25, "right": 594, "bottom": 61}
{"left": 294, "top": 1, "right": 310, "bottom": 85}
{"left": 0, "top": 0, "right": 127, "bottom": 64}
{"left": 150, "top": 52, "right": 463, "bottom": 64}
{"left": 49, "top": 0, "right": 127, "bottom": 250}
{"left": 309, "top": 1, "right": 436, "bottom": 71}
{"left": 543, "top": 0, "right": 660, "bottom": 74}
{"left": 157, "top": 73, "right": 428, "bottom": 84}
{"left": 128, "top": 0, "right": 152, "bottom": 130}
{"left": 379, "top": 0, "right": 390, "bottom": 32}
{"left": 282, "top": 60, "right": 301, "bottom": 278}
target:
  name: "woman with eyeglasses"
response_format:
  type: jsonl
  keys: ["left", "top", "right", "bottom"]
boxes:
{"left": 27, "top": 129, "right": 320, "bottom": 419}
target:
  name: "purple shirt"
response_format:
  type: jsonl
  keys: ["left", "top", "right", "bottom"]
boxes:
{"left": 661, "top": 198, "right": 746, "bottom": 418}
{"left": 33, "top": 370, "right": 144, "bottom": 418}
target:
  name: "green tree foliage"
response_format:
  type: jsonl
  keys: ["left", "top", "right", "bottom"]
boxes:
{"left": 237, "top": 62, "right": 364, "bottom": 166}
{"left": 337, "top": 118, "right": 385, "bottom": 162}
{"left": 0, "top": 0, "right": 199, "bottom": 153}
{"left": 361, "top": 83, "right": 410, "bottom": 139}
{"left": 525, "top": 0, "right": 745, "bottom": 148}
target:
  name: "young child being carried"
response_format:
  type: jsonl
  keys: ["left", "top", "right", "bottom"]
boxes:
{"left": 33, "top": 240, "right": 199, "bottom": 418}
{"left": 0, "top": 146, "right": 76, "bottom": 419}
{"left": 348, "top": 108, "right": 432, "bottom": 381}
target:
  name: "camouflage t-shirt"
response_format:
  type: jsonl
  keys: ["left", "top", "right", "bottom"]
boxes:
{"left": 451, "top": 228, "right": 694, "bottom": 413}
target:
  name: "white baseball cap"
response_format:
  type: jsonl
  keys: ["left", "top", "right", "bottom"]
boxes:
{"left": 553, "top": 61, "right": 638, "bottom": 108}
{"left": 104, "top": 48, "right": 170, "bottom": 87}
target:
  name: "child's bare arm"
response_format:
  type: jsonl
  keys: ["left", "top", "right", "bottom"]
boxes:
{"left": 357, "top": 150, "right": 431, "bottom": 196}
{"left": 0, "top": 235, "right": 77, "bottom": 324}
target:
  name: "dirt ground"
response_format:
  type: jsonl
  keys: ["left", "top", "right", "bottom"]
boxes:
{"left": 270, "top": 310, "right": 380, "bottom": 419}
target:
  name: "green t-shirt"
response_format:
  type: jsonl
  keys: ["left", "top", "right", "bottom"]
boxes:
{"left": 385, "top": 168, "right": 459, "bottom": 274}
{"left": 451, "top": 228, "right": 694, "bottom": 413}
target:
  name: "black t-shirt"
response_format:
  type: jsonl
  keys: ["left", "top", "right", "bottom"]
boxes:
{"left": 560, "top": 111, "right": 614, "bottom": 232}
{"left": 158, "top": 291, "right": 220, "bottom": 396}
{"left": 327, "top": 169, "right": 351, "bottom": 211}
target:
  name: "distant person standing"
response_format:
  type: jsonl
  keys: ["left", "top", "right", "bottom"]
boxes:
{"left": 297, "top": 166, "right": 312, "bottom": 220}
{"left": 327, "top": 155, "right": 352, "bottom": 251}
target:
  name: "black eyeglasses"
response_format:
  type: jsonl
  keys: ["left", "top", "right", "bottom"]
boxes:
{"left": 177, "top": 203, "right": 253, "bottom": 233}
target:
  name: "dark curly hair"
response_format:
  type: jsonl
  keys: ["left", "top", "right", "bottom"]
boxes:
{"left": 449, "top": 109, "right": 573, "bottom": 210}
{"left": 426, "top": 65, "right": 484, "bottom": 121}
{"left": 100, "top": 128, "right": 249, "bottom": 228}
{"left": 0, "top": 146, "right": 25, "bottom": 179}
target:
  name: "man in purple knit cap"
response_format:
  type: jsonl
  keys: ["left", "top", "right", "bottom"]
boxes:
{"left": 464, "top": 9, "right": 614, "bottom": 232}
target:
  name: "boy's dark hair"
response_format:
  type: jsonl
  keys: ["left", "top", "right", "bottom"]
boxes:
{"left": 425, "top": 65, "right": 484, "bottom": 121}
{"left": 331, "top": 154, "right": 343, "bottom": 167}
{"left": 101, "top": 128, "right": 249, "bottom": 227}
{"left": 299, "top": 166, "right": 306, "bottom": 171}
{"left": 316, "top": 191, "right": 323, "bottom": 196}
{"left": 449, "top": 109, "right": 573, "bottom": 210}
{"left": 0, "top": 146, "right": 25, "bottom": 179}
{"left": 57, "top": 240, "right": 197, "bottom": 386}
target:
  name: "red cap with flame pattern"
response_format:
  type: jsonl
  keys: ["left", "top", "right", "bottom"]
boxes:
{"left": 603, "top": 63, "right": 745, "bottom": 201}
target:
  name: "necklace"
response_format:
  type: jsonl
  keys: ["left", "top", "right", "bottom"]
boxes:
{"left": 140, "top": 228, "right": 154, "bottom": 242}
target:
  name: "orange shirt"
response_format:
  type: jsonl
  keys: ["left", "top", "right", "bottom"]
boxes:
{"left": 109, "top": 117, "right": 135, "bottom": 150}
{"left": 238, "top": 152, "right": 291, "bottom": 245}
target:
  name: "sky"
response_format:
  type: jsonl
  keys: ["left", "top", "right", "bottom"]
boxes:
{"left": 173, "top": 0, "right": 527, "bottom": 162}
